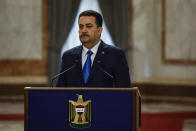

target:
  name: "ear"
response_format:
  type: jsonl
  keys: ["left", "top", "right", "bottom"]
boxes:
{"left": 97, "top": 27, "right": 103, "bottom": 35}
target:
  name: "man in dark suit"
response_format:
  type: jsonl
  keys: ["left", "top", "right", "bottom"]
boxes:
{"left": 56, "top": 10, "right": 130, "bottom": 87}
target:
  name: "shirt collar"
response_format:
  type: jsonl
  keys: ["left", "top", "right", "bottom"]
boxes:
{"left": 82, "top": 40, "right": 101, "bottom": 55}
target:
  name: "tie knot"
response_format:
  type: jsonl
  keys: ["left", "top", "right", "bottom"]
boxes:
{"left": 87, "top": 50, "right": 93, "bottom": 56}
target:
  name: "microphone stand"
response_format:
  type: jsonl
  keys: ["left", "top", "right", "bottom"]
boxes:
{"left": 50, "top": 64, "right": 76, "bottom": 88}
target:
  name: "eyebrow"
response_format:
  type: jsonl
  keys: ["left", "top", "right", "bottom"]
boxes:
{"left": 79, "top": 23, "right": 93, "bottom": 26}
{"left": 86, "top": 23, "right": 93, "bottom": 25}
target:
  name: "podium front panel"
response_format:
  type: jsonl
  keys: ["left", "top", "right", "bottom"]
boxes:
{"left": 25, "top": 88, "right": 137, "bottom": 131}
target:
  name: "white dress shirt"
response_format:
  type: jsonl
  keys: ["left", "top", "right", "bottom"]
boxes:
{"left": 82, "top": 41, "right": 101, "bottom": 69}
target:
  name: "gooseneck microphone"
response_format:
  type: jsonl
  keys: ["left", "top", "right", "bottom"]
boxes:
{"left": 51, "top": 56, "right": 79, "bottom": 88}
{"left": 97, "top": 60, "right": 115, "bottom": 87}
{"left": 98, "top": 66, "right": 114, "bottom": 79}
{"left": 51, "top": 64, "right": 76, "bottom": 88}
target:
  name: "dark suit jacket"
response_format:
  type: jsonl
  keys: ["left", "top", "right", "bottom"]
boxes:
{"left": 56, "top": 41, "right": 131, "bottom": 87}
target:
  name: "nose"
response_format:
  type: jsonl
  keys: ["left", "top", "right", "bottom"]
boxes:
{"left": 81, "top": 26, "right": 87, "bottom": 33}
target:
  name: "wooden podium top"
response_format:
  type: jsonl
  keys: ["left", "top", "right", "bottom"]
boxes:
{"left": 24, "top": 87, "right": 139, "bottom": 91}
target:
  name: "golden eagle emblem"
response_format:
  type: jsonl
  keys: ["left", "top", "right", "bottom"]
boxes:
{"left": 69, "top": 94, "right": 92, "bottom": 129}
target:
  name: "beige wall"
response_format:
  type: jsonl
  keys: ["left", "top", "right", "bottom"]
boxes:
{"left": 0, "top": 0, "right": 42, "bottom": 59}
{"left": 0, "top": 0, "right": 48, "bottom": 85}
{"left": 130, "top": 0, "right": 196, "bottom": 85}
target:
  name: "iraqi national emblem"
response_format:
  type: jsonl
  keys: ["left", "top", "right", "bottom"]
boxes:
{"left": 69, "top": 94, "right": 92, "bottom": 129}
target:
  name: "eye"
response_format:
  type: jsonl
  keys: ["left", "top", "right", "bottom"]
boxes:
{"left": 79, "top": 25, "right": 83, "bottom": 29}
{"left": 87, "top": 25, "right": 92, "bottom": 28}
{"left": 86, "top": 24, "right": 93, "bottom": 28}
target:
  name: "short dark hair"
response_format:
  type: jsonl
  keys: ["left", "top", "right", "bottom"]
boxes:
{"left": 79, "top": 10, "right": 103, "bottom": 27}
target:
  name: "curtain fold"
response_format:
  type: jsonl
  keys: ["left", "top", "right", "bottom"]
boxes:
{"left": 48, "top": 0, "right": 80, "bottom": 86}
{"left": 98, "top": 0, "right": 129, "bottom": 52}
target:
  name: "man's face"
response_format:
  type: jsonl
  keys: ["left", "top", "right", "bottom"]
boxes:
{"left": 78, "top": 16, "right": 102, "bottom": 45}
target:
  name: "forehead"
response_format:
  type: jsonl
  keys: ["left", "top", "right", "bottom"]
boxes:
{"left": 78, "top": 16, "right": 96, "bottom": 25}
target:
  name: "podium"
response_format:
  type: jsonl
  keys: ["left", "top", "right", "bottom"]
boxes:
{"left": 24, "top": 87, "right": 141, "bottom": 131}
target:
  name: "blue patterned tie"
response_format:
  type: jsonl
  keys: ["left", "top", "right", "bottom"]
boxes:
{"left": 83, "top": 50, "right": 93, "bottom": 84}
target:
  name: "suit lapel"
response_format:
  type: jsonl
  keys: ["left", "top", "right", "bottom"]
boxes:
{"left": 74, "top": 45, "right": 85, "bottom": 86}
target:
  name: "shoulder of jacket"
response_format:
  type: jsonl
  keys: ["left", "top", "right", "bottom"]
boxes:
{"left": 62, "top": 45, "right": 82, "bottom": 57}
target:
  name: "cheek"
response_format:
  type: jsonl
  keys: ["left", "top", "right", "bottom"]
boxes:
{"left": 79, "top": 30, "right": 82, "bottom": 35}
{"left": 95, "top": 30, "right": 100, "bottom": 36}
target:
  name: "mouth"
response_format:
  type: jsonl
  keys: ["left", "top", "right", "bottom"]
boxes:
{"left": 80, "top": 35, "right": 89, "bottom": 38}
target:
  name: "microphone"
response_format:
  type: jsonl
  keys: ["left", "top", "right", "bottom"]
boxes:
{"left": 51, "top": 56, "right": 79, "bottom": 88}
{"left": 98, "top": 66, "right": 114, "bottom": 79}
{"left": 51, "top": 64, "right": 76, "bottom": 88}
{"left": 97, "top": 60, "right": 115, "bottom": 87}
